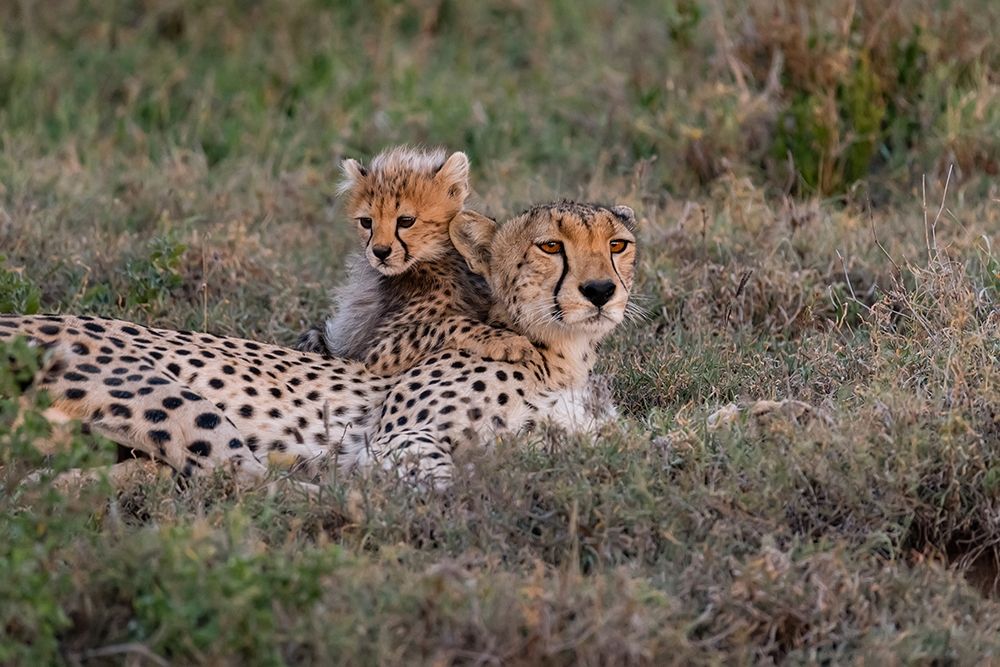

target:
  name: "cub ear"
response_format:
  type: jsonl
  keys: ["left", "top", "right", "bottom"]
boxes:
{"left": 338, "top": 158, "right": 368, "bottom": 195}
{"left": 610, "top": 205, "right": 636, "bottom": 229}
{"left": 434, "top": 151, "right": 470, "bottom": 202}
{"left": 450, "top": 210, "right": 496, "bottom": 278}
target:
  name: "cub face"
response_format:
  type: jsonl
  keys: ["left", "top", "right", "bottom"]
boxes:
{"left": 338, "top": 147, "right": 470, "bottom": 276}
{"left": 452, "top": 201, "right": 638, "bottom": 342}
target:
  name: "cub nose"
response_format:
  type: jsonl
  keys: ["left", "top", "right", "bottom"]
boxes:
{"left": 579, "top": 279, "right": 616, "bottom": 307}
{"left": 371, "top": 244, "right": 392, "bottom": 260}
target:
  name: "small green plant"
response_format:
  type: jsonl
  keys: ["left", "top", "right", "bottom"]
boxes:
{"left": 0, "top": 256, "right": 41, "bottom": 314}
{"left": 665, "top": 0, "right": 703, "bottom": 46}
{"left": 755, "top": 3, "right": 996, "bottom": 194}
{"left": 123, "top": 235, "right": 187, "bottom": 307}
{"left": 0, "top": 338, "right": 110, "bottom": 665}
{"left": 772, "top": 54, "right": 887, "bottom": 195}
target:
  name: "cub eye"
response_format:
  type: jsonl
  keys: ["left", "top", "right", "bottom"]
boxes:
{"left": 538, "top": 240, "right": 563, "bottom": 254}
{"left": 610, "top": 239, "right": 629, "bottom": 254}
{"left": 397, "top": 216, "right": 416, "bottom": 228}
{"left": 357, "top": 217, "right": 373, "bottom": 230}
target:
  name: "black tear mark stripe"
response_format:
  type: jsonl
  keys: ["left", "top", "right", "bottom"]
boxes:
{"left": 610, "top": 252, "right": 627, "bottom": 293}
{"left": 552, "top": 247, "right": 570, "bottom": 321}
{"left": 394, "top": 225, "right": 411, "bottom": 263}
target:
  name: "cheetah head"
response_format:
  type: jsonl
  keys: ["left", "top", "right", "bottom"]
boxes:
{"left": 452, "top": 201, "right": 638, "bottom": 344}
{"left": 339, "top": 146, "right": 470, "bottom": 276}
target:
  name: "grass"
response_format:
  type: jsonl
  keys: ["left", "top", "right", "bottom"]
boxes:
{"left": 2, "top": 0, "right": 1000, "bottom": 663}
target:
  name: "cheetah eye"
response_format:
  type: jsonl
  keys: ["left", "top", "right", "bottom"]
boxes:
{"left": 357, "top": 217, "right": 373, "bottom": 230}
{"left": 397, "top": 216, "right": 416, "bottom": 228}
{"left": 610, "top": 239, "right": 629, "bottom": 254}
{"left": 537, "top": 240, "right": 563, "bottom": 254}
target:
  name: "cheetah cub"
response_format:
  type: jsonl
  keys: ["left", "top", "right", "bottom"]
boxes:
{"left": 297, "top": 146, "right": 535, "bottom": 374}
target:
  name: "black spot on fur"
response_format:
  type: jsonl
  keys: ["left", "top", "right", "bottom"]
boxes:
{"left": 195, "top": 413, "right": 220, "bottom": 429}
{"left": 109, "top": 404, "right": 132, "bottom": 418}
{"left": 187, "top": 441, "right": 212, "bottom": 457}
{"left": 149, "top": 430, "right": 171, "bottom": 444}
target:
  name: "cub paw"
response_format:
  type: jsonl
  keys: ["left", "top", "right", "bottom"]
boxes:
{"left": 295, "top": 327, "right": 328, "bottom": 355}
{"left": 462, "top": 333, "right": 537, "bottom": 363}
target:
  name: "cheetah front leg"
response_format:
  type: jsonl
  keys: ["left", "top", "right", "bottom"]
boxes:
{"left": 23, "top": 458, "right": 169, "bottom": 494}
{"left": 441, "top": 315, "right": 538, "bottom": 364}
{"left": 27, "top": 457, "right": 323, "bottom": 500}
{"left": 370, "top": 427, "right": 455, "bottom": 491}
{"left": 362, "top": 314, "right": 537, "bottom": 374}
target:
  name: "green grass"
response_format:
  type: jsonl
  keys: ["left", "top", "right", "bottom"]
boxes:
{"left": 3, "top": 1, "right": 1000, "bottom": 664}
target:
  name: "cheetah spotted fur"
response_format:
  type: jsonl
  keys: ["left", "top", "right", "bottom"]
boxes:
{"left": 2, "top": 201, "right": 637, "bottom": 488}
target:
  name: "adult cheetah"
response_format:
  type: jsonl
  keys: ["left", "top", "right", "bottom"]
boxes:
{"left": 2, "top": 201, "right": 637, "bottom": 488}
{"left": 297, "top": 145, "right": 535, "bottom": 373}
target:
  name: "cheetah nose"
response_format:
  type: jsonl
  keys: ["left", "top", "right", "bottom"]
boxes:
{"left": 371, "top": 244, "right": 392, "bottom": 260}
{"left": 579, "top": 279, "right": 616, "bottom": 307}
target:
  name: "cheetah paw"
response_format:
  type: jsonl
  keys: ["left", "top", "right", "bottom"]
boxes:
{"left": 461, "top": 334, "right": 537, "bottom": 363}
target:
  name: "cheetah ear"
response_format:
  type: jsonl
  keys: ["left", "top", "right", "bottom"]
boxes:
{"left": 434, "top": 151, "right": 470, "bottom": 202}
{"left": 450, "top": 210, "right": 496, "bottom": 278}
{"left": 337, "top": 158, "right": 368, "bottom": 195}
{"left": 610, "top": 205, "right": 636, "bottom": 229}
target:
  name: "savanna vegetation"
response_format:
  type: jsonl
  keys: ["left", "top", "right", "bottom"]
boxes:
{"left": 2, "top": 0, "right": 1000, "bottom": 663}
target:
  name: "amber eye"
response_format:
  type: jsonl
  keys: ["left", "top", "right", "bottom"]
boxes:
{"left": 358, "top": 217, "right": 373, "bottom": 230}
{"left": 538, "top": 240, "right": 563, "bottom": 254}
{"left": 610, "top": 239, "right": 629, "bottom": 254}
{"left": 397, "top": 216, "right": 416, "bottom": 228}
